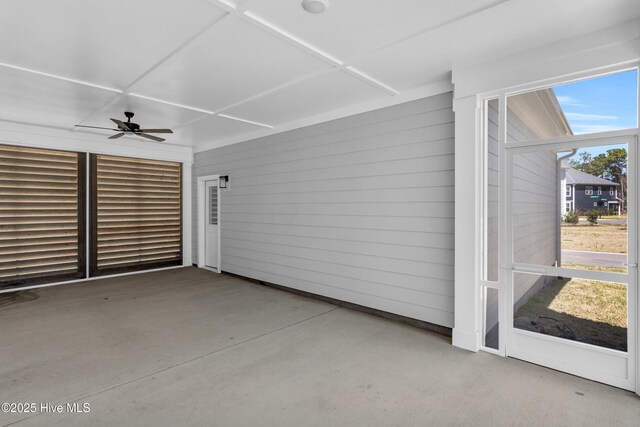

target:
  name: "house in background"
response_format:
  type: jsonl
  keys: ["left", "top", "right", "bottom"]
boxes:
{"left": 561, "top": 164, "right": 620, "bottom": 215}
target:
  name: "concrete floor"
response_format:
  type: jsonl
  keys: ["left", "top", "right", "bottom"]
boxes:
{"left": 1, "top": 267, "right": 638, "bottom": 426}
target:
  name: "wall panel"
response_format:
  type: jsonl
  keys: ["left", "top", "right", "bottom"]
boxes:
{"left": 194, "top": 94, "right": 455, "bottom": 327}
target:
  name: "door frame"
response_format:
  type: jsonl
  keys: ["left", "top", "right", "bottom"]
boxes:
{"left": 503, "top": 133, "right": 637, "bottom": 391}
{"left": 197, "top": 174, "right": 221, "bottom": 273}
{"left": 473, "top": 62, "right": 640, "bottom": 394}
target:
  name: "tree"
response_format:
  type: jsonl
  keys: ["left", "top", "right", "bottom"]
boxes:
{"left": 569, "top": 151, "right": 592, "bottom": 171}
{"left": 569, "top": 148, "right": 627, "bottom": 212}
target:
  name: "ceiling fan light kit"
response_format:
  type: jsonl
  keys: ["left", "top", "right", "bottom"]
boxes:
{"left": 75, "top": 111, "right": 173, "bottom": 143}
{"left": 301, "top": 0, "right": 329, "bottom": 14}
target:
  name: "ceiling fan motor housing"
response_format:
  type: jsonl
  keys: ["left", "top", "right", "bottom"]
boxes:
{"left": 123, "top": 112, "right": 140, "bottom": 131}
{"left": 126, "top": 122, "right": 141, "bottom": 132}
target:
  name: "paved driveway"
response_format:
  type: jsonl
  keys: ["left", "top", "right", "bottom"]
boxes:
{"left": 578, "top": 218, "right": 627, "bottom": 225}
{"left": 561, "top": 249, "right": 627, "bottom": 268}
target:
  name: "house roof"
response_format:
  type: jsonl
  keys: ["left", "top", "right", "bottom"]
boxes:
{"left": 507, "top": 88, "right": 573, "bottom": 139}
{"left": 565, "top": 167, "right": 619, "bottom": 186}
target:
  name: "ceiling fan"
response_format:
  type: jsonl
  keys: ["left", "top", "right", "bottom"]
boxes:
{"left": 75, "top": 112, "right": 173, "bottom": 142}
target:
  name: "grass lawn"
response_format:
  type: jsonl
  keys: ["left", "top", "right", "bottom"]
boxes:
{"left": 561, "top": 223, "right": 627, "bottom": 253}
{"left": 515, "top": 267, "right": 627, "bottom": 351}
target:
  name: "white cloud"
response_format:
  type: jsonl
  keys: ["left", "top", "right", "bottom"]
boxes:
{"left": 564, "top": 112, "right": 617, "bottom": 121}
{"left": 556, "top": 95, "right": 586, "bottom": 107}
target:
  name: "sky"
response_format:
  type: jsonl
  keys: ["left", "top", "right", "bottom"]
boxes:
{"left": 553, "top": 69, "right": 637, "bottom": 158}
{"left": 553, "top": 69, "right": 637, "bottom": 135}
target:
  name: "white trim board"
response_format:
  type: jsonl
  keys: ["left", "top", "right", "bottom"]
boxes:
{"left": 452, "top": 94, "right": 483, "bottom": 352}
{"left": 0, "top": 265, "right": 188, "bottom": 295}
{"left": 453, "top": 18, "right": 640, "bottom": 100}
{"left": 182, "top": 162, "right": 193, "bottom": 267}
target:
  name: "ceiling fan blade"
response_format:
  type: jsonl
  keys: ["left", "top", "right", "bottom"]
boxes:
{"left": 75, "top": 125, "right": 119, "bottom": 131}
{"left": 111, "top": 118, "right": 131, "bottom": 131}
{"left": 138, "top": 129, "right": 173, "bottom": 134}
{"left": 138, "top": 133, "right": 165, "bottom": 143}
{"left": 108, "top": 132, "right": 125, "bottom": 140}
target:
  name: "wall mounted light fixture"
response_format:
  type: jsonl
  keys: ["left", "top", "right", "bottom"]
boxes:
{"left": 219, "top": 175, "right": 229, "bottom": 189}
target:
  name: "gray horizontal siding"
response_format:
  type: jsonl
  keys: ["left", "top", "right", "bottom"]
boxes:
{"left": 486, "top": 100, "right": 500, "bottom": 282}
{"left": 193, "top": 93, "right": 455, "bottom": 327}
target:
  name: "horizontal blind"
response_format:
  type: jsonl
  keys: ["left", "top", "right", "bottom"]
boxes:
{"left": 0, "top": 144, "right": 85, "bottom": 287}
{"left": 209, "top": 185, "right": 218, "bottom": 225}
{"left": 92, "top": 154, "right": 182, "bottom": 275}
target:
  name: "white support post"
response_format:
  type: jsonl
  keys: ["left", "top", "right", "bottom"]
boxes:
{"left": 182, "top": 161, "right": 193, "bottom": 266}
{"left": 452, "top": 94, "right": 482, "bottom": 351}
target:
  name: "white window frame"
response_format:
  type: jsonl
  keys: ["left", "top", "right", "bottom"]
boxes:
{"left": 585, "top": 186, "right": 593, "bottom": 195}
{"left": 566, "top": 185, "right": 572, "bottom": 197}
{"left": 598, "top": 186, "right": 602, "bottom": 195}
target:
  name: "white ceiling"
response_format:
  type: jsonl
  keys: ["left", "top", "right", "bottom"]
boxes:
{"left": 0, "top": 0, "right": 637, "bottom": 151}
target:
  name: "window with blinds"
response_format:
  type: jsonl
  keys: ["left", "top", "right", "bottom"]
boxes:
{"left": 0, "top": 144, "right": 86, "bottom": 288}
{"left": 90, "top": 154, "right": 182, "bottom": 276}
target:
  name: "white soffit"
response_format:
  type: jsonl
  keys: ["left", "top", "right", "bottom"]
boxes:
{"left": 351, "top": 0, "right": 640, "bottom": 92}
{"left": 224, "top": 69, "right": 388, "bottom": 125}
{"left": 0, "top": 0, "right": 637, "bottom": 150}
{"left": 245, "top": 0, "right": 505, "bottom": 61}
{"left": 0, "top": 0, "right": 224, "bottom": 89}
{"left": 129, "top": 18, "right": 331, "bottom": 112}
{"left": 452, "top": 18, "right": 640, "bottom": 99}
{"left": 0, "top": 66, "right": 118, "bottom": 128}
{"left": 179, "top": 114, "right": 265, "bottom": 142}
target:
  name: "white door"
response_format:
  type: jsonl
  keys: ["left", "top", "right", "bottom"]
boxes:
{"left": 504, "top": 135, "right": 637, "bottom": 391}
{"left": 204, "top": 179, "right": 219, "bottom": 270}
